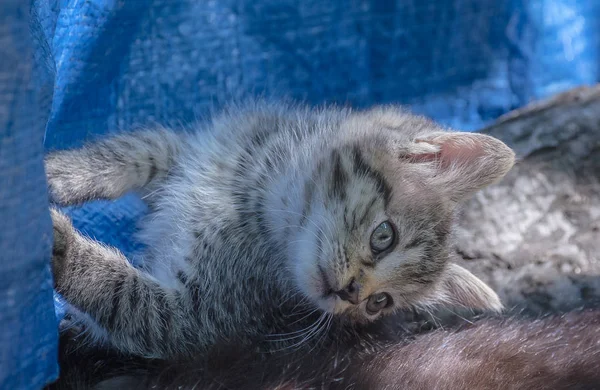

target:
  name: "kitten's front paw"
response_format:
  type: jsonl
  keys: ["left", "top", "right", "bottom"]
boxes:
{"left": 50, "top": 208, "right": 75, "bottom": 287}
{"left": 45, "top": 153, "right": 82, "bottom": 205}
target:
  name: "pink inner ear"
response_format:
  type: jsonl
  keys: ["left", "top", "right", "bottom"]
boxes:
{"left": 406, "top": 151, "right": 440, "bottom": 164}
{"left": 412, "top": 137, "right": 485, "bottom": 170}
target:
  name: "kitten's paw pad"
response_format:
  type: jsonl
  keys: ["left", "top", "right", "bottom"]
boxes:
{"left": 50, "top": 208, "right": 74, "bottom": 285}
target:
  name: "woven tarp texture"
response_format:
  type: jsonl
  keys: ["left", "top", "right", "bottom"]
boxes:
{"left": 1, "top": 0, "right": 599, "bottom": 388}
{"left": 0, "top": 0, "right": 59, "bottom": 388}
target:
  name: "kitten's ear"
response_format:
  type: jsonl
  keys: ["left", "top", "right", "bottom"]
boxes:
{"left": 432, "top": 263, "right": 503, "bottom": 312}
{"left": 402, "top": 132, "right": 515, "bottom": 201}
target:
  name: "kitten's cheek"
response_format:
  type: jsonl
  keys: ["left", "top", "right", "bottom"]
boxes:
{"left": 316, "top": 296, "right": 337, "bottom": 313}
{"left": 301, "top": 271, "right": 337, "bottom": 313}
{"left": 291, "top": 254, "right": 322, "bottom": 300}
{"left": 289, "top": 234, "right": 327, "bottom": 296}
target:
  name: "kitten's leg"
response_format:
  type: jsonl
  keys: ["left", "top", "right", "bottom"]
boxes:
{"left": 46, "top": 129, "right": 185, "bottom": 205}
{"left": 51, "top": 209, "right": 190, "bottom": 358}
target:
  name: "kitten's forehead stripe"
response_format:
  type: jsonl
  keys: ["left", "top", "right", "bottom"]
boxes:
{"left": 350, "top": 208, "right": 358, "bottom": 230}
{"left": 359, "top": 197, "right": 378, "bottom": 227}
{"left": 300, "top": 179, "right": 315, "bottom": 227}
{"left": 350, "top": 146, "right": 392, "bottom": 206}
{"left": 330, "top": 150, "right": 348, "bottom": 201}
{"left": 342, "top": 206, "right": 349, "bottom": 230}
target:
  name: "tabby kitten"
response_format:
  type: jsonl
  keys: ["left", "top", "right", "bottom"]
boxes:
{"left": 46, "top": 101, "right": 514, "bottom": 359}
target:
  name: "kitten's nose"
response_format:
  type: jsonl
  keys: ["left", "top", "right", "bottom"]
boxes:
{"left": 335, "top": 278, "right": 360, "bottom": 304}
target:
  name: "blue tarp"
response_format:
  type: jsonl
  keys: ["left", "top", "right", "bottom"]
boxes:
{"left": 1, "top": 0, "right": 599, "bottom": 388}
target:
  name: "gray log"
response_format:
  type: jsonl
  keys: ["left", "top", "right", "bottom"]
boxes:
{"left": 455, "top": 85, "right": 600, "bottom": 314}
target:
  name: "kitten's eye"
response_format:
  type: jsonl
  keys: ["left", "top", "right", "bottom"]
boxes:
{"left": 366, "top": 293, "right": 392, "bottom": 315}
{"left": 370, "top": 221, "right": 395, "bottom": 253}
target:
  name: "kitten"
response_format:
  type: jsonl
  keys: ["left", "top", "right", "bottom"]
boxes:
{"left": 50, "top": 309, "right": 600, "bottom": 389}
{"left": 46, "top": 101, "right": 514, "bottom": 360}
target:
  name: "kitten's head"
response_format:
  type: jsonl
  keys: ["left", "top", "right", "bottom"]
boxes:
{"left": 290, "top": 107, "right": 515, "bottom": 322}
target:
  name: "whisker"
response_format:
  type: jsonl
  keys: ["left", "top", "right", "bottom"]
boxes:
{"left": 446, "top": 308, "right": 474, "bottom": 325}
{"left": 266, "top": 312, "right": 325, "bottom": 342}
{"left": 306, "top": 313, "right": 333, "bottom": 355}
{"left": 271, "top": 313, "right": 329, "bottom": 351}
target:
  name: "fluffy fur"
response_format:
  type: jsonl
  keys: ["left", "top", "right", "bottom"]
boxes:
{"left": 49, "top": 310, "right": 600, "bottom": 389}
{"left": 46, "top": 102, "right": 514, "bottom": 360}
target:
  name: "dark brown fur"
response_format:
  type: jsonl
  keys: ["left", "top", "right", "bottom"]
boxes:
{"left": 48, "top": 310, "right": 600, "bottom": 390}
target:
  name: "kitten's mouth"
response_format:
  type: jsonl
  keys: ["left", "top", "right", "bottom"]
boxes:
{"left": 317, "top": 265, "right": 334, "bottom": 297}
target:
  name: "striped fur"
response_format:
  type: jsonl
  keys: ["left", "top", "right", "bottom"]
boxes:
{"left": 46, "top": 101, "right": 515, "bottom": 359}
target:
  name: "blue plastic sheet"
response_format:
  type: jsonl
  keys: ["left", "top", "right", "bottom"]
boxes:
{"left": 0, "top": 1, "right": 59, "bottom": 388}
{"left": 1, "top": 0, "right": 599, "bottom": 388}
